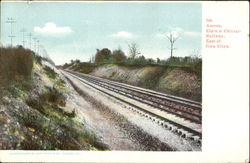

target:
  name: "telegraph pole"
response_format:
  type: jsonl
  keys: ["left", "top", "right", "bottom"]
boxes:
{"left": 27, "top": 33, "right": 32, "bottom": 49}
{"left": 20, "top": 28, "right": 26, "bottom": 47}
{"left": 6, "top": 18, "right": 16, "bottom": 46}
{"left": 32, "top": 37, "right": 37, "bottom": 53}
{"left": 40, "top": 44, "right": 45, "bottom": 57}
{"left": 37, "top": 40, "right": 40, "bottom": 55}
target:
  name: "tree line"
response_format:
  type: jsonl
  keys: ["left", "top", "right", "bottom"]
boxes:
{"left": 91, "top": 43, "right": 201, "bottom": 67}
{"left": 92, "top": 43, "right": 155, "bottom": 65}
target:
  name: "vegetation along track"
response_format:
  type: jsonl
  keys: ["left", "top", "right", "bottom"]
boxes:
{"left": 62, "top": 70, "right": 202, "bottom": 143}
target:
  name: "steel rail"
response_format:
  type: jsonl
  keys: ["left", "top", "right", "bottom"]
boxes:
{"left": 62, "top": 70, "right": 202, "bottom": 141}
{"left": 78, "top": 72, "right": 201, "bottom": 107}
{"left": 74, "top": 73, "right": 201, "bottom": 123}
{"left": 67, "top": 70, "right": 201, "bottom": 123}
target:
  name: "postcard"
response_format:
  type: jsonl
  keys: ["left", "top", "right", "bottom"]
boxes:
{"left": 0, "top": 1, "right": 249, "bottom": 162}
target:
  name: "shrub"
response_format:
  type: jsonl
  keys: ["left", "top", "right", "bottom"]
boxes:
{"left": 74, "top": 63, "right": 97, "bottom": 74}
{"left": 26, "top": 87, "right": 69, "bottom": 120}
{"left": 34, "top": 55, "right": 42, "bottom": 65}
{"left": 0, "top": 46, "right": 34, "bottom": 87}
{"left": 160, "top": 56, "right": 202, "bottom": 78}
{"left": 41, "top": 87, "right": 66, "bottom": 107}
{"left": 43, "top": 66, "right": 57, "bottom": 79}
{"left": 55, "top": 78, "right": 66, "bottom": 88}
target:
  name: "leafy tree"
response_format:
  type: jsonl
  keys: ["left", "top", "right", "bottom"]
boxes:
{"left": 113, "top": 49, "right": 126, "bottom": 63}
{"left": 75, "top": 59, "right": 80, "bottom": 64}
{"left": 137, "top": 55, "right": 146, "bottom": 64}
{"left": 94, "top": 48, "right": 112, "bottom": 64}
{"left": 157, "top": 58, "right": 160, "bottom": 63}
{"left": 147, "top": 58, "right": 155, "bottom": 64}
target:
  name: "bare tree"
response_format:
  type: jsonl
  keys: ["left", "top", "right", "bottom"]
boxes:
{"left": 166, "top": 32, "right": 179, "bottom": 58}
{"left": 128, "top": 43, "right": 141, "bottom": 59}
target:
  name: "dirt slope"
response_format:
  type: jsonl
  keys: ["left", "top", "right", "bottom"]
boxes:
{"left": 89, "top": 64, "right": 201, "bottom": 102}
{"left": 0, "top": 61, "right": 107, "bottom": 150}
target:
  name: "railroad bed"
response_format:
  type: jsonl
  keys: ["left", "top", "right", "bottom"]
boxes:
{"left": 62, "top": 70, "right": 202, "bottom": 143}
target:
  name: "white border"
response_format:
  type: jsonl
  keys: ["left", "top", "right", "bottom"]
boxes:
{"left": 0, "top": 1, "right": 249, "bottom": 163}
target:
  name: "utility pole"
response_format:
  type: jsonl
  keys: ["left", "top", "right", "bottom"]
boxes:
{"left": 40, "top": 45, "right": 47, "bottom": 58}
{"left": 39, "top": 45, "right": 43, "bottom": 58}
{"left": 27, "top": 32, "right": 32, "bottom": 49}
{"left": 32, "top": 37, "right": 36, "bottom": 53}
{"left": 6, "top": 18, "right": 16, "bottom": 46}
{"left": 20, "top": 28, "right": 26, "bottom": 47}
{"left": 37, "top": 40, "right": 40, "bottom": 55}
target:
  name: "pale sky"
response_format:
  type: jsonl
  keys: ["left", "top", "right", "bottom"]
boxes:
{"left": 1, "top": 2, "right": 201, "bottom": 65}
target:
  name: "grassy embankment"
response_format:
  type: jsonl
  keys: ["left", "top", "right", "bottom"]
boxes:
{"left": 62, "top": 56, "right": 201, "bottom": 77}
{"left": 0, "top": 46, "right": 107, "bottom": 150}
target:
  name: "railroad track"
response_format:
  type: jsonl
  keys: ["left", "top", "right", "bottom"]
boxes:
{"left": 65, "top": 70, "right": 202, "bottom": 123}
{"left": 62, "top": 70, "right": 202, "bottom": 143}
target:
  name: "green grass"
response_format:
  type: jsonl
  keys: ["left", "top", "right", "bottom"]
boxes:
{"left": 54, "top": 78, "right": 66, "bottom": 90}
{"left": 43, "top": 66, "right": 58, "bottom": 79}
{"left": 43, "top": 66, "right": 67, "bottom": 91}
